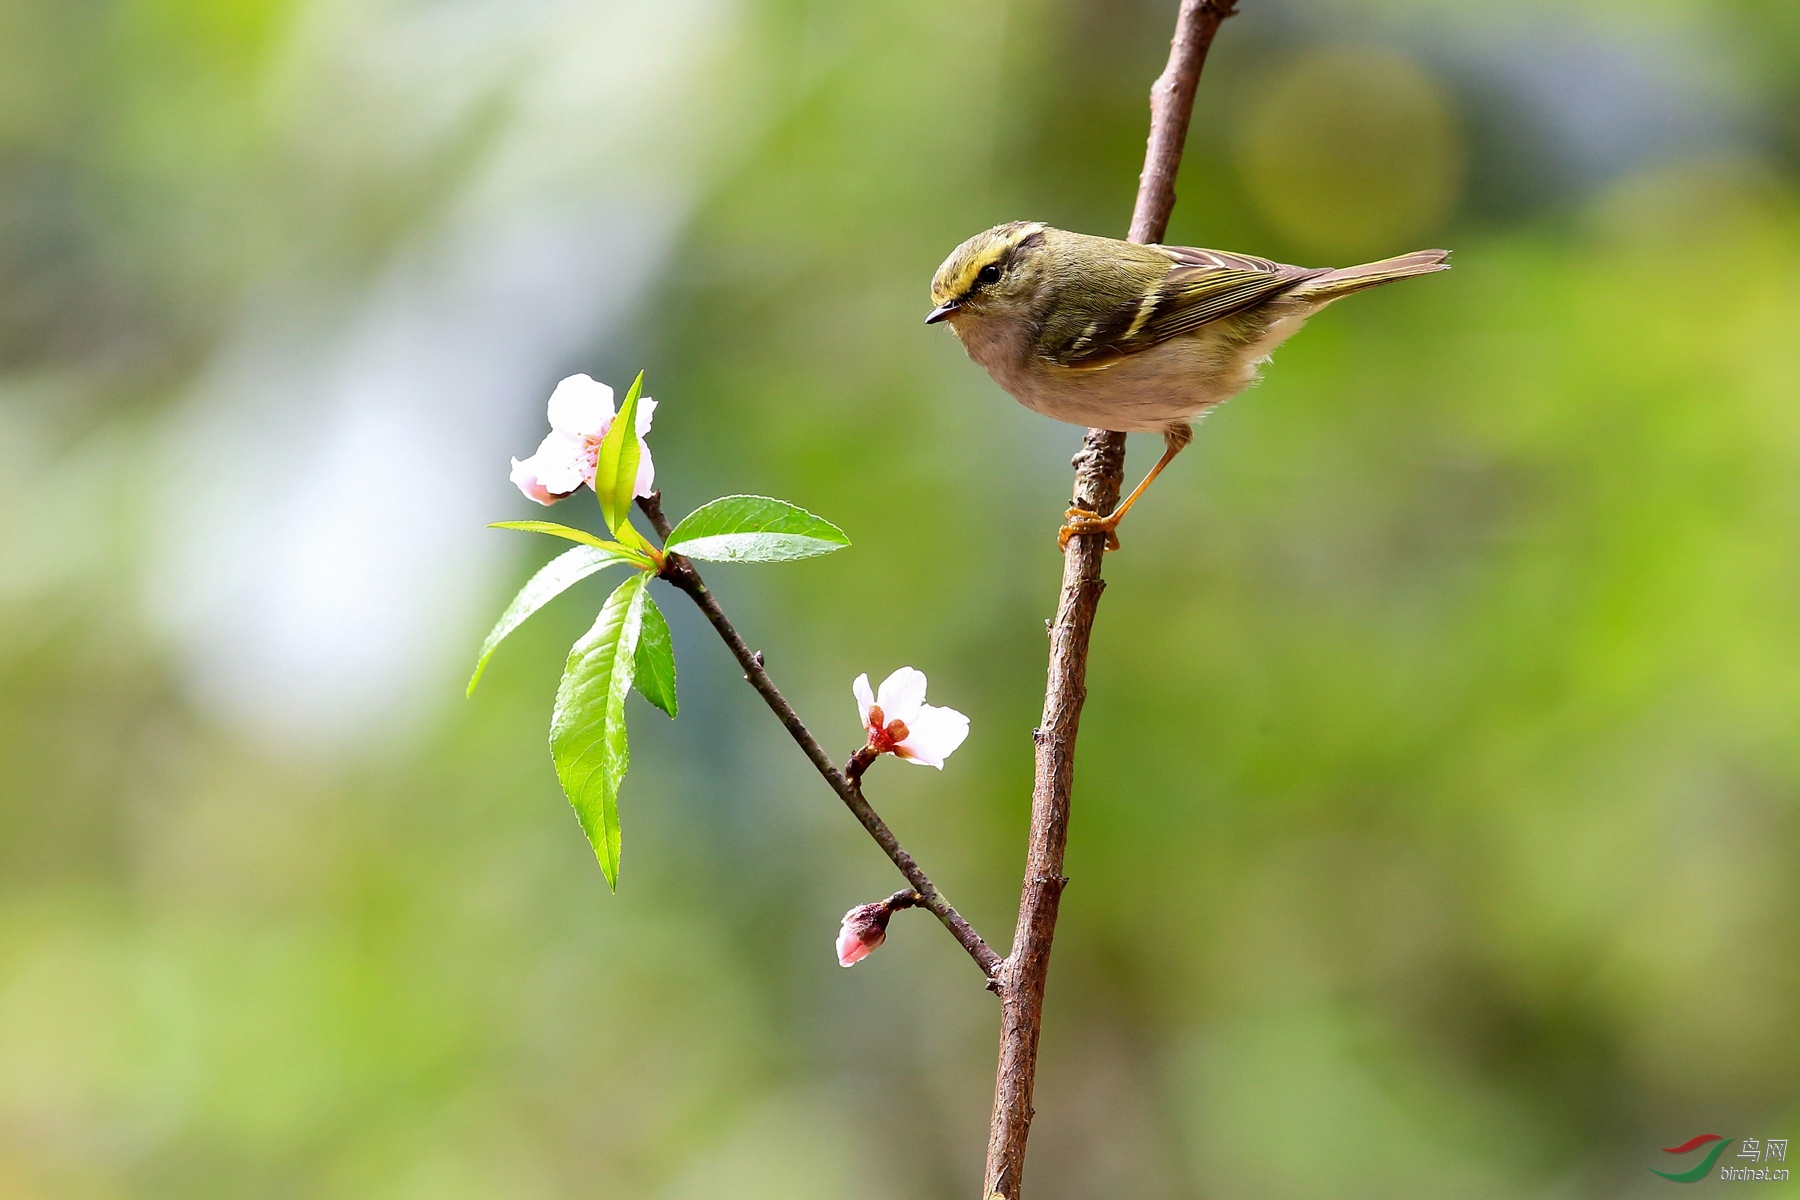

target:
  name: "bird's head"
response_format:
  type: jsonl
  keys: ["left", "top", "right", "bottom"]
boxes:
{"left": 927, "top": 221, "right": 1051, "bottom": 329}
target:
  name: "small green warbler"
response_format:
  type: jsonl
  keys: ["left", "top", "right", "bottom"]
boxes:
{"left": 927, "top": 222, "right": 1449, "bottom": 548}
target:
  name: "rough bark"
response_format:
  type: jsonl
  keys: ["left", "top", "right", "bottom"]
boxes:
{"left": 981, "top": 3, "right": 1239, "bottom": 1196}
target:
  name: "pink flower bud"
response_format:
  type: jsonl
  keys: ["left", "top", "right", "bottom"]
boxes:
{"left": 836, "top": 901, "right": 893, "bottom": 967}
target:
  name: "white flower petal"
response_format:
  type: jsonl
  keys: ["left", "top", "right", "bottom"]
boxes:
{"left": 894, "top": 704, "right": 969, "bottom": 769}
{"left": 546, "top": 373, "right": 614, "bottom": 438}
{"left": 633, "top": 440, "right": 656, "bottom": 498}
{"left": 875, "top": 667, "right": 928, "bottom": 723}
{"left": 892, "top": 744, "right": 942, "bottom": 769}
{"left": 852, "top": 674, "right": 875, "bottom": 727}
{"left": 516, "top": 430, "right": 590, "bottom": 496}
{"left": 509, "top": 458, "right": 559, "bottom": 506}
{"left": 636, "top": 395, "right": 657, "bottom": 437}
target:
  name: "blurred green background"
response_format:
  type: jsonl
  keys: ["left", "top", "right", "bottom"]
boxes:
{"left": 4, "top": 0, "right": 1799, "bottom": 1196}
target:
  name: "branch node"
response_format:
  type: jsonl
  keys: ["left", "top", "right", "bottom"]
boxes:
{"left": 844, "top": 745, "right": 879, "bottom": 783}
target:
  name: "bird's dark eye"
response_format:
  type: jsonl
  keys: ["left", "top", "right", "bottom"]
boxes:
{"left": 977, "top": 263, "right": 1001, "bottom": 285}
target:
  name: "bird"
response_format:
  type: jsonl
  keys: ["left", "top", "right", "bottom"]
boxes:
{"left": 926, "top": 221, "right": 1449, "bottom": 549}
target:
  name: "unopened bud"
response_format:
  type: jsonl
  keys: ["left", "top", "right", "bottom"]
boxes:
{"left": 836, "top": 902, "right": 892, "bottom": 967}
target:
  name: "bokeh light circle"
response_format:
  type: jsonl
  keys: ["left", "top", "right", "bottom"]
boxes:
{"left": 1237, "top": 45, "right": 1467, "bottom": 261}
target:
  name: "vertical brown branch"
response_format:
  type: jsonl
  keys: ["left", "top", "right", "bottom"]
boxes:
{"left": 981, "top": 3, "right": 1238, "bottom": 1196}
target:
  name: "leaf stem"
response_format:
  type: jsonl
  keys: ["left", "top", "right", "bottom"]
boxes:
{"left": 638, "top": 492, "right": 1002, "bottom": 983}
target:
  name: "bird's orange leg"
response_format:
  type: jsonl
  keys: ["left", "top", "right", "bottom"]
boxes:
{"left": 1059, "top": 424, "right": 1192, "bottom": 552}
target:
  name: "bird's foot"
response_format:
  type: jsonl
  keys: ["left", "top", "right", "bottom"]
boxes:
{"left": 1058, "top": 506, "right": 1121, "bottom": 552}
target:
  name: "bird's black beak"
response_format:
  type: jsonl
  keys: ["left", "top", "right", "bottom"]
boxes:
{"left": 924, "top": 300, "right": 962, "bottom": 325}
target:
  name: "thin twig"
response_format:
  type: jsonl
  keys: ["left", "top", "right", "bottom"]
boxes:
{"left": 982, "top": 2, "right": 1240, "bottom": 1196}
{"left": 638, "top": 492, "right": 1003, "bottom": 982}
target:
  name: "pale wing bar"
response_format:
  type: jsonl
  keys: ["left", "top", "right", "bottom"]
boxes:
{"left": 1050, "top": 245, "right": 1322, "bottom": 367}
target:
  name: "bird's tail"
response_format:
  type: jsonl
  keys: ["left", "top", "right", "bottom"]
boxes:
{"left": 1289, "top": 248, "right": 1450, "bottom": 303}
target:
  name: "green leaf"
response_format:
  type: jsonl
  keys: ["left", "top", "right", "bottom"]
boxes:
{"left": 663, "top": 495, "right": 850, "bottom": 563}
{"left": 632, "top": 592, "right": 677, "bottom": 717}
{"left": 613, "top": 515, "right": 660, "bottom": 559}
{"left": 468, "top": 544, "right": 635, "bottom": 696}
{"left": 489, "top": 520, "right": 653, "bottom": 566}
{"left": 594, "top": 370, "right": 644, "bottom": 538}
{"left": 550, "top": 573, "right": 647, "bottom": 889}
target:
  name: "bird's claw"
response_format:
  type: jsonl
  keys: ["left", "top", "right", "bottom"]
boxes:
{"left": 1058, "top": 507, "right": 1121, "bottom": 552}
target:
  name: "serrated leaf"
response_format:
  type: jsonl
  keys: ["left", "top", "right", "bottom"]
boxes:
{"left": 632, "top": 592, "right": 677, "bottom": 717}
{"left": 550, "top": 573, "right": 647, "bottom": 889}
{"left": 489, "top": 520, "right": 653, "bottom": 566}
{"left": 595, "top": 371, "right": 644, "bottom": 539}
{"left": 468, "top": 544, "right": 635, "bottom": 696}
{"left": 663, "top": 495, "right": 850, "bottom": 563}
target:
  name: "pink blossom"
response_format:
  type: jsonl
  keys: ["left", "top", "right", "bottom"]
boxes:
{"left": 836, "top": 901, "right": 892, "bottom": 967}
{"left": 509, "top": 373, "right": 657, "bottom": 506}
{"left": 852, "top": 667, "right": 969, "bottom": 769}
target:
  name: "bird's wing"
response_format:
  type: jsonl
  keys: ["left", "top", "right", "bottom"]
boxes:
{"left": 1046, "top": 246, "right": 1325, "bottom": 369}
